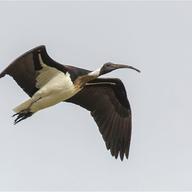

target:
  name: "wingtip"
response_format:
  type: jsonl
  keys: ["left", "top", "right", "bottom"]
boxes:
{"left": 120, "top": 153, "right": 129, "bottom": 161}
{"left": 0, "top": 70, "right": 6, "bottom": 78}
{"left": 120, "top": 152, "right": 124, "bottom": 161}
{"left": 108, "top": 148, "right": 129, "bottom": 161}
{"left": 0, "top": 73, "right": 4, "bottom": 78}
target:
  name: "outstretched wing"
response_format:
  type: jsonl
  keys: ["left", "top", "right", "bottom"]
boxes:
{"left": 66, "top": 78, "right": 132, "bottom": 160}
{"left": 0, "top": 45, "right": 68, "bottom": 97}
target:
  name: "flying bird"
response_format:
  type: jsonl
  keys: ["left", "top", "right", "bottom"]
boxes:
{"left": 0, "top": 45, "right": 140, "bottom": 160}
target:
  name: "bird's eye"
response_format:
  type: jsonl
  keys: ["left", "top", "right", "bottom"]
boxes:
{"left": 105, "top": 62, "right": 111, "bottom": 67}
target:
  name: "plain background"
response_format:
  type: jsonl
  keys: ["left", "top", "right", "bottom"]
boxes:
{"left": 0, "top": 1, "right": 192, "bottom": 191}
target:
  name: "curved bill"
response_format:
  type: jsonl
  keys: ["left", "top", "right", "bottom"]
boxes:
{"left": 112, "top": 63, "right": 141, "bottom": 73}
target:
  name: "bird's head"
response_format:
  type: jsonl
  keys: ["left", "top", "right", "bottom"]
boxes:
{"left": 99, "top": 62, "right": 140, "bottom": 75}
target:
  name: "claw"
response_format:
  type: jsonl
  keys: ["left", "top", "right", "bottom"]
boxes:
{"left": 13, "top": 110, "right": 33, "bottom": 125}
{"left": 12, "top": 112, "right": 20, "bottom": 117}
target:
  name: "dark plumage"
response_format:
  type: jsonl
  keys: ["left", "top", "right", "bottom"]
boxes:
{"left": 0, "top": 45, "right": 140, "bottom": 160}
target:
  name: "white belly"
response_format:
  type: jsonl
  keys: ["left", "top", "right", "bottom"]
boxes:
{"left": 13, "top": 55, "right": 82, "bottom": 114}
{"left": 30, "top": 72, "right": 80, "bottom": 112}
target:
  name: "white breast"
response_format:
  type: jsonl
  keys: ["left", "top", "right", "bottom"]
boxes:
{"left": 29, "top": 54, "right": 81, "bottom": 112}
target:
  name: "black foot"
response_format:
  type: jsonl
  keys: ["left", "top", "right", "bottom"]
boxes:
{"left": 13, "top": 110, "right": 33, "bottom": 125}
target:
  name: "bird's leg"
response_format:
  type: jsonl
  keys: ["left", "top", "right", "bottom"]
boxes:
{"left": 12, "top": 96, "right": 42, "bottom": 124}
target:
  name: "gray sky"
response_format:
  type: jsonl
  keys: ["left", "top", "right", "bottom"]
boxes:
{"left": 0, "top": 1, "right": 192, "bottom": 191}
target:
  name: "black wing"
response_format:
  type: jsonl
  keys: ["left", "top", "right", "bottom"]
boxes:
{"left": 0, "top": 45, "right": 90, "bottom": 97}
{"left": 0, "top": 45, "right": 69, "bottom": 97}
{"left": 66, "top": 78, "right": 132, "bottom": 160}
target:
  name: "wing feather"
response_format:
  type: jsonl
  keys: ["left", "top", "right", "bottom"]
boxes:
{"left": 0, "top": 45, "right": 68, "bottom": 97}
{"left": 66, "top": 78, "right": 132, "bottom": 160}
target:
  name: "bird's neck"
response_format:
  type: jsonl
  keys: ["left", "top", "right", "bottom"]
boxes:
{"left": 88, "top": 68, "right": 101, "bottom": 77}
{"left": 74, "top": 68, "right": 101, "bottom": 88}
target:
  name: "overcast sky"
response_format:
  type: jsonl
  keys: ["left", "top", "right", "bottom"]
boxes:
{"left": 0, "top": 1, "right": 192, "bottom": 191}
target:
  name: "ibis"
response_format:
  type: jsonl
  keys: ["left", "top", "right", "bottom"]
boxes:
{"left": 0, "top": 45, "right": 140, "bottom": 160}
